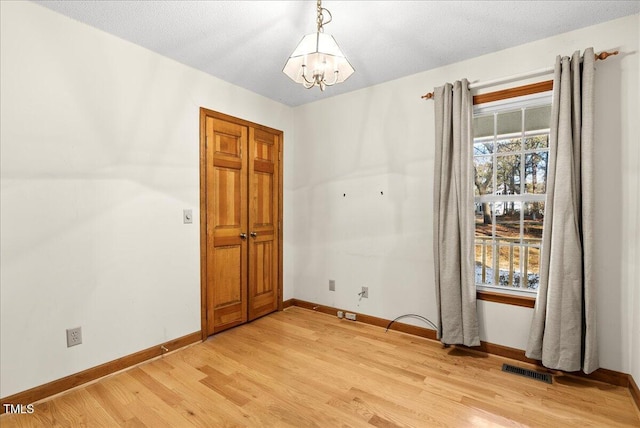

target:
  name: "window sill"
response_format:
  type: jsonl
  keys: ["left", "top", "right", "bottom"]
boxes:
{"left": 476, "top": 290, "right": 536, "bottom": 308}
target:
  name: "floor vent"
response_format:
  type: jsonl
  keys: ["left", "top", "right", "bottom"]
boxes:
{"left": 502, "top": 364, "right": 552, "bottom": 384}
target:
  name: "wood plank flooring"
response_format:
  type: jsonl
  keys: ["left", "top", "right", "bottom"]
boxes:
{"left": 2, "top": 307, "right": 639, "bottom": 427}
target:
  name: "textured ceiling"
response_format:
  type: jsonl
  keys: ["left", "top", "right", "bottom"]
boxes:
{"left": 34, "top": 1, "right": 639, "bottom": 107}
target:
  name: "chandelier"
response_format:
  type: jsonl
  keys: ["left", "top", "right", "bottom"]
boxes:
{"left": 282, "top": 0, "right": 354, "bottom": 91}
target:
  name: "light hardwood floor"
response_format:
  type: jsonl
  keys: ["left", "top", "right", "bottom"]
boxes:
{"left": 2, "top": 307, "right": 639, "bottom": 427}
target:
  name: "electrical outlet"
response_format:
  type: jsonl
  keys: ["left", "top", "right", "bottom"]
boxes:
{"left": 345, "top": 312, "right": 357, "bottom": 321}
{"left": 337, "top": 310, "right": 344, "bottom": 318}
{"left": 361, "top": 286, "right": 368, "bottom": 298}
{"left": 66, "top": 327, "right": 82, "bottom": 347}
{"left": 329, "top": 279, "right": 335, "bottom": 291}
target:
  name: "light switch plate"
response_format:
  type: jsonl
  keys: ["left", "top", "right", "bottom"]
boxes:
{"left": 183, "top": 209, "right": 193, "bottom": 224}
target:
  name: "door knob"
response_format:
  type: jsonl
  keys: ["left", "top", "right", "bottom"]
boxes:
{"left": 240, "top": 233, "right": 247, "bottom": 239}
{"left": 250, "top": 232, "right": 257, "bottom": 238}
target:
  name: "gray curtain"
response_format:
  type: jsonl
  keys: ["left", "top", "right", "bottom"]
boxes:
{"left": 433, "top": 79, "right": 480, "bottom": 347}
{"left": 526, "top": 48, "right": 598, "bottom": 374}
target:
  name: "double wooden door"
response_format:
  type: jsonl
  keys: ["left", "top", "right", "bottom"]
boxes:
{"left": 201, "top": 109, "right": 282, "bottom": 336}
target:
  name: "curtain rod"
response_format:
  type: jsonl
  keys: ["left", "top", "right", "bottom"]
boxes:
{"left": 421, "top": 50, "right": 619, "bottom": 100}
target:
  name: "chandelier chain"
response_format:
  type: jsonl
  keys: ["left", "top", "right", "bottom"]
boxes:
{"left": 316, "top": 0, "right": 323, "bottom": 32}
{"left": 316, "top": 0, "right": 332, "bottom": 33}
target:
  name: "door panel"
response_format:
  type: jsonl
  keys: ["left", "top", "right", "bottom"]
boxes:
{"left": 212, "top": 168, "right": 241, "bottom": 228}
{"left": 254, "top": 172, "right": 273, "bottom": 226}
{"left": 212, "top": 245, "right": 242, "bottom": 305}
{"left": 248, "top": 128, "right": 279, "bottom": 321}
{"left": 205, "top": 117, "right": 248, "bottom": 335}
{"left": 252, "top": 240, "right": 273, "bottom": 296}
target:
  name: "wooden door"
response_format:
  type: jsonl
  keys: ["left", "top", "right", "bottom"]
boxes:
{"left": 204, "top": 116, "right": 248, "bottom": 335}
{"left": 201, "top": 109, "right": 282, "bottom": 337}
{"left": 248, "top": 128, "right": 280, "bottom": 321}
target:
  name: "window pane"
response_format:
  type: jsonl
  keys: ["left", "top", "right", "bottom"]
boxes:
{"left": 474, "top": 114, "right": 494, "bottom": 139}
{"left": 496, "top": 244, "right": 520, "bottom": 287}
{"left": 494, "top": 241, "right": 508, "bottom": 286}
{"left": 512, "top": 246, "right": 522, "bottom": 287}
{"left": 475, "top": 240, "right": 494, "bottom": 285}
{"left": 496, "top": 201, "right": 521, "bottom": 239}
{"left": 473, "top": 156, "right": 493, "bottom": 195}
{"left": 525, "top": 134, "right": 549, "bottom": 149}
{"left": 494, "top": 201, "right": 520, "bottom": 287}
{"left": 475, "top": 202, "right": 493, "bottom": 236}
{"left": 474, "top": 140, "right": 493, "bottom": 155}
{"left": 496, "top": 154, "right": 521, "bottom": 194}
{"left": 523, "top": 201, "right": 543, "bottom": 290}
{"left": 524, "top": 246, "right": 541, "bottom": 290}
{"left": 493, "top": 242, "right": 529, "bottom": 288}
{"left": 497, "top": 138, "right": 521, "bottom": 153}
{"left": 475, "top": 201, "right": 495, "bottom": 285}
{"left": 524, "top": 105, "right": 551, "bottom": 132}
{"left": 525, "top": 152, "right": 548, "bottom": 194}
{"left": 496, "top": 110, "right": 522, "bottom": 136}
{"left": 523, "top": 202, "right": 544, "bottom": 241}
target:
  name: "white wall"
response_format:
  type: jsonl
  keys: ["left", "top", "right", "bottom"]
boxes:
{"left": 291, "top": 14, "right": 639, "bottom": 373}
{"left": 629, "top": 13, "right": 640, "bottom": 392}
{"left": 0, "top": 1, "right": 294, "bottom": 398}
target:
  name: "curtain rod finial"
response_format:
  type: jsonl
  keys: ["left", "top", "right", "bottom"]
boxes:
{"left": 421, "top": 92, "right": 434, "bottom": 100}
{"left": 595, "top": 50, "right": 619, "bottom": 61}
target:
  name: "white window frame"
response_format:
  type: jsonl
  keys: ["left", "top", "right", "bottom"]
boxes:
{"left": 473, "top": 91, "right": 552, "bottom": 298}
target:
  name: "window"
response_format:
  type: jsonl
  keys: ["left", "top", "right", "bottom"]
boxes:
{"left": 472, "top": 91, "right": 552, "bottom": 297}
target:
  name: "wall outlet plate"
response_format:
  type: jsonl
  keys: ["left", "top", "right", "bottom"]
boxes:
{"left": 66, "top": 327, "right": 82, "bottom": 347}
{"left": 329, "top": 280, "right": 335, "bottom": 291}
{"left": 337, "top": 310, "right": 344, "bottom": 318}
{"left": 345, "top": 312, "right": 357, "bottom": 321}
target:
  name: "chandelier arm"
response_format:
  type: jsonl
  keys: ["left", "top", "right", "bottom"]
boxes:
{"left": 300, "top": 66, "right": 318, "bottom": 88}
{"left": 322, "top": 70, "right": 339, "bottom": 87}
{"left": 302, "top": 76, "right": 316, "bottom": 87}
